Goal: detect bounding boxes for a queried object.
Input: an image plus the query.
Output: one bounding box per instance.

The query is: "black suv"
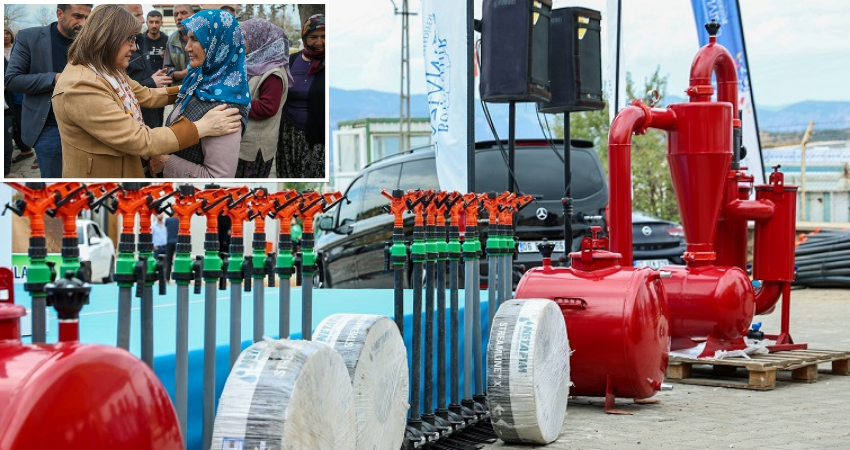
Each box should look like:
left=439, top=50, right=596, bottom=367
left=315, top=139, right=609, bottom=288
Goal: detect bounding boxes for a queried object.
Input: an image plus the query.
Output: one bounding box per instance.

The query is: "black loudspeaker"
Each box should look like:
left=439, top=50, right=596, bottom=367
left=539, top=7, right=604, bottom=113
left=480, top=0, right=553, bottom=103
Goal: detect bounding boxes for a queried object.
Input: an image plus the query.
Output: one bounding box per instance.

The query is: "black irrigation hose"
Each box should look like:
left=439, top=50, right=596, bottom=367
left=797, top=259, right=850, bottom=271
left=800, top=234, right=849, bottom=243
left=793, top=232, right=850, bottom=289
left=795, top=250, right=850, bottom=263
left=793, top=276, right=850, bottom=288
left=796, top=268, right=850, bottom=278
left=795, top=240, right=850, bottom=256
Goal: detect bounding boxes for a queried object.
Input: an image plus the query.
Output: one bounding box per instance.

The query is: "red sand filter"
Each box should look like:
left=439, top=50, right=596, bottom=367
left=0, top=267, right=184, bottom=450
left=515, top=228, right=670, bottom=412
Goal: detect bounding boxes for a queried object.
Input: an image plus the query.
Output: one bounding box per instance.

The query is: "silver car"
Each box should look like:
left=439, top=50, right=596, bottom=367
left=76, top=219, right=115, bottom=283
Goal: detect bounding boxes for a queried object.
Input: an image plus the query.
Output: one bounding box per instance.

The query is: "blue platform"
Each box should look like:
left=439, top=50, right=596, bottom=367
left=12, top=283, right=493, bottom=450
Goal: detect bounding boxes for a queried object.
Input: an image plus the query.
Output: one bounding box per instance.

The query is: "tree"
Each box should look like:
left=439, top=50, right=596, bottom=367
left=4, top=4, right=29, bottom=33
left=239, top=4, right=301, bottom=49
left=242, top=4, right=255, bottom=21
left=552, top=67, right=681, bottom=222
left=34, top=7, right=53, bottom=27
left=297, top=4, right=325, bottom=27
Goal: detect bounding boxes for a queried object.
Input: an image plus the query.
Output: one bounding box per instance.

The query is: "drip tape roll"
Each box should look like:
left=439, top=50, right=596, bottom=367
left=314, top=314, right=409, bottom=450
left=487, top=299, right=571, bottom=444
left=212, top=339, right=356, bottom=450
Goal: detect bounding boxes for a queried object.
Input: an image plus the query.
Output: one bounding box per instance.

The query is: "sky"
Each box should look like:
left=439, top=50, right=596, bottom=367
left=331, top=0, right=850, bottom=108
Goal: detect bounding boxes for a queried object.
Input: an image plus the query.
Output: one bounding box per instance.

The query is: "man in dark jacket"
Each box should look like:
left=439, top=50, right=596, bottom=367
left=124, top=4, right=172, bottom=128
left=4, top=4, right=92, bottom=178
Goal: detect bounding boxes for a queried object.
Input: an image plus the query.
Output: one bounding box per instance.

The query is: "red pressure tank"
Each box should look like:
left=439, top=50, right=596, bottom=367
left=514, top=228, right=670, bottom=403
left=0, top=268, right=184, bottom=450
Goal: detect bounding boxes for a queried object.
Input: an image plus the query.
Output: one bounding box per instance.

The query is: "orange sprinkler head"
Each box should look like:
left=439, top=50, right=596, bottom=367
left=462, top=192, right=483, bottom=228
left=196, top=185, right=233, bottom=233
left=299, top=191, right=345, bottom=233
left=426, top=191, right=449, bottom=227
left=248, top=188, right=277, bottom=233
left=406, top=189, right=432, bottom=227
left=446, top=192, right=465, bottom=227
left=170, top=184, right=206, bottom=235
left=432, top=191, right=454, bottom=227
left=382, top=189, right=409, bottom=229
left=45, top=183, right=91, bottom=238
left=269, top=190, right=301, bottom=234
left=5, top=183, right=62, bottom=238
left=223, top=187, right=253, bottom=238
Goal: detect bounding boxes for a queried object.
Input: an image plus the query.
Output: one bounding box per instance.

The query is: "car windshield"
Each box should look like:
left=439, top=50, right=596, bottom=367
left=77, top=226, right=84, bottom=245
left=474, top=147, right=604, bottom=200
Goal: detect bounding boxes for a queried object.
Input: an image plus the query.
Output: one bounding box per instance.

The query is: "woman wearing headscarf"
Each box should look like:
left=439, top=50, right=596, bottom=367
left=236, top=18, right=292, bottom=178
left=51, top=5, right=243, bottom=178
left=277, top=14, right=325, bottom=179
left=149, top=9, right=251, bottom=178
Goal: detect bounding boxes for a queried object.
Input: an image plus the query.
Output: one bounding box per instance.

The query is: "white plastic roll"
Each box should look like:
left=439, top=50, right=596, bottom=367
left=487, top=299, right=570, bottom=444
left=314, top=314, right=409, bottom=450
left=212, top=339, right=356, bottom=450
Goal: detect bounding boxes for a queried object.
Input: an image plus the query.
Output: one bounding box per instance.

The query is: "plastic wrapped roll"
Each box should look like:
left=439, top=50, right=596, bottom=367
left=487, top=299, right=570, bottom=444
left=314, top=314, right=409, bottom=450
left=212, top=339, right=355, bottom=450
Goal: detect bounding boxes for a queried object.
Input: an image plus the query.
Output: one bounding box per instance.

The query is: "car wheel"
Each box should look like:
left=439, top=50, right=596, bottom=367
left=102, top=257, right=115, bottom=283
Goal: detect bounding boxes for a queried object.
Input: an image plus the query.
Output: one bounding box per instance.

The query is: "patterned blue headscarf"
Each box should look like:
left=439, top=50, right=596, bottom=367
left=176, top=10, right=251, bottom=113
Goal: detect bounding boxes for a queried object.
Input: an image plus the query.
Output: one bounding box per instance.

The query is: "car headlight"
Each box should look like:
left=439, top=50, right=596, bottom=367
left=666, top=226, right=685, bottom=238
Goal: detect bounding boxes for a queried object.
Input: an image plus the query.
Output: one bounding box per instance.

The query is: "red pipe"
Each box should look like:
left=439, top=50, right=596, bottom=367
left=607, top=102, right=676, bottom=265
left=722, top=199, right=775, bottom=220
left=754, top=280, right=783, bottom=316
left=688, top=34, right=740, bottom=127
left=58, top=320, right=80, bottom=342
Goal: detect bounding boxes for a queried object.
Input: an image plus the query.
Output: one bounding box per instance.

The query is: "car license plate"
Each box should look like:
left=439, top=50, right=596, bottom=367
left=634, top=259, right=669, bottom=270
left=518, top=240, right=565, bottom=253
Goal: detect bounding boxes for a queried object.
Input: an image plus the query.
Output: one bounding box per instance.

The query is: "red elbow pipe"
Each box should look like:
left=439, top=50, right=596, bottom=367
left=722, top=199, right=775, bottom=221
left=753, top=280, right=783, bottom=315
left=607, top=102, right=676, bottom=265
left=688, top=36, right=740, bottom=126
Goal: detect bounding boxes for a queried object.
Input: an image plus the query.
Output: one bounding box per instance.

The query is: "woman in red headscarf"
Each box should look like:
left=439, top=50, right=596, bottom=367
left=276, top=14, right=324, bottom=179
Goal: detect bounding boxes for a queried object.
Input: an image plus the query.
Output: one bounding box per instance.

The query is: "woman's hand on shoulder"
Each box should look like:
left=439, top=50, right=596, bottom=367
left=194, top=105, right=242, bottom=138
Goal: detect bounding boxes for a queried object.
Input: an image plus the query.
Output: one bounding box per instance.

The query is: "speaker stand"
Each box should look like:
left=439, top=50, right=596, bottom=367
left=508, top=101, right=517, bottom=193
left=562, top=112, right=572, bottom=265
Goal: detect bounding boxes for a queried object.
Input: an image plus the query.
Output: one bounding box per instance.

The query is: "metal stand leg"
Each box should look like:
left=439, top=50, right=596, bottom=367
left=117, top=287, right=132, bottom=350
left=230, top=282, right=242, bottom=367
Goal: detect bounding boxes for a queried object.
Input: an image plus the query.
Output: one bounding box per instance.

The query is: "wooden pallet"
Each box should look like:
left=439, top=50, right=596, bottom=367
left=666, top=349, right=850, bottom=390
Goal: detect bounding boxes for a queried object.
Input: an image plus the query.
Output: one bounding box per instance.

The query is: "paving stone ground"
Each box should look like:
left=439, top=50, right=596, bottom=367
left=487, top=288, right=850, bottom=450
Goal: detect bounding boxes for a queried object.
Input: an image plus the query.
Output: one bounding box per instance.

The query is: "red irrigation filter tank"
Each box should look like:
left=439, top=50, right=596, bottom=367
left=514, top=227, right=670, bottom=413
left=0, top=267, right=184, bottom=450
left=603, top=20, right=760, bottom=358
left=600, top=20, right=798, bottom=356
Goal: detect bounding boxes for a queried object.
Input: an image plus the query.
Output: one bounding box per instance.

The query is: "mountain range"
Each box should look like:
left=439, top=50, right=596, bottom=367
left=329, top=88, right=850, bottom=148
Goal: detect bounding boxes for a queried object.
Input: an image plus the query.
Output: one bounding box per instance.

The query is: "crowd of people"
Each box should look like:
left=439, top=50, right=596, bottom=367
left=4, top=4, right=326, bottom=179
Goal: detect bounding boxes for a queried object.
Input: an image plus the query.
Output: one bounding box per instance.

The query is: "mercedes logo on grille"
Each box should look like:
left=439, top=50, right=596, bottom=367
left=536, top=207, right=548, bottom=221
left=642, top=226, right=652, bottom=236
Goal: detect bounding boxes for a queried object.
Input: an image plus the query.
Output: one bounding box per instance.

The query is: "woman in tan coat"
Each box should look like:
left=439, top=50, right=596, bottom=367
left=52, top=4, right=242, bottom=178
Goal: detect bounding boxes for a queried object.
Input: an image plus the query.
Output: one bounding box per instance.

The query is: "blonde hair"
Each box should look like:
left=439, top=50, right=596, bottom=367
left=68, top=4, right=142, bottom=77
